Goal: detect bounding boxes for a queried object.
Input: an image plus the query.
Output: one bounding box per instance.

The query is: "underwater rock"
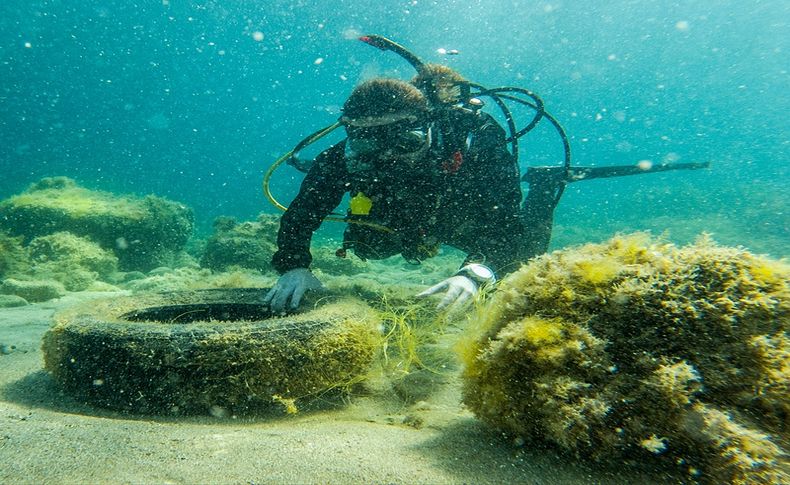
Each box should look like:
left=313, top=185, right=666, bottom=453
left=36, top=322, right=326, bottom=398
left=27, top=231, right=119, bottom=291
left=311, top=246, right=369, bottom=275
left=0, top=294, right=29, bottom=308
left=84, top=281, right=122, bottom=292
left=200, top=213, right=369, bottom=275
left=200, top=214, right=279, bottom=272
left=1, top=278, right=66, bottom=302
left=0, top=176, right=194, bottom=272
left=124, top=267, right=214, bottom=293
left=461, top=233, right=789, bottom=484
left=0, top=231, right=30, bottom=278
left=28, top=231, right=120, bottom=275
left=106, top=271, right=146, bottom=284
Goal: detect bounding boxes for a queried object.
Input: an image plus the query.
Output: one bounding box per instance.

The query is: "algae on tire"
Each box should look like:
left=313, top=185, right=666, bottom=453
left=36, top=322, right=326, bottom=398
left=42, top=288, right=383, bottom=415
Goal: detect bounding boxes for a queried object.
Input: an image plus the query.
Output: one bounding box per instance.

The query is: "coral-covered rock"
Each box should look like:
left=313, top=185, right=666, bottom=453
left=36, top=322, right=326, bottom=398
left=311, top=245, right=369, bottom=275
left=200, top=213, right=369, bottom=276
left=461, top=233, right=789, bottom=484
left=0, top=177, right=193, bottom=271
left=26, top=231, right=119, bottom=291
left=200, top=214, right=279, bottom=272
left=1, top=278, right=66, bottom=302
left=0, top=232, right=30, bottom=278
left=0, top=294, right=28, bottom=308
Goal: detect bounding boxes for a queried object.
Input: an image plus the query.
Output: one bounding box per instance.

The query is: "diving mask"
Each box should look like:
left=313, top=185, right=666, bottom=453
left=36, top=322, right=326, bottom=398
left=343, top=120, right=431, bottom=172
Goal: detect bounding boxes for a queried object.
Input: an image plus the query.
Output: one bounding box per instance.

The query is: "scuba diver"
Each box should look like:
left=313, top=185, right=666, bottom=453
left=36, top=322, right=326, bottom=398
left=263, top=35, right=708, bottom=313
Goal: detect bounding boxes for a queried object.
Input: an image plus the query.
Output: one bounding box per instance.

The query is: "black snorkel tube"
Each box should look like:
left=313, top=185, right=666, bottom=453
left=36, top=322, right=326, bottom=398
left=359, top=34, right=425, bottom=71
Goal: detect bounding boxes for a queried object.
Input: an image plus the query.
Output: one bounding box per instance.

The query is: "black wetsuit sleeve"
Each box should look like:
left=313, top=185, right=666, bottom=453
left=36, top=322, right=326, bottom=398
left=271, top=145, right=347, bottom=274
left=460, top=118, right=527, bottom=275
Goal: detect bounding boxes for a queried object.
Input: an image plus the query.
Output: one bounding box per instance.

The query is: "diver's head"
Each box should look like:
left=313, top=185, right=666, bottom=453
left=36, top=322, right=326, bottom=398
left=412, top=63, right=467, bottom=105
left=340, top=78, right=432, bottom=172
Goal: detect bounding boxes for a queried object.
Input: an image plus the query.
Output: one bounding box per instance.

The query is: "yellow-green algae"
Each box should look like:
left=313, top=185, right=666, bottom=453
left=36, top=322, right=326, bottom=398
left=0, top=176, right=193, bottom=271
left=0, top=231, right=29, bottom=278
left=27, top=231, right=118, bottom=291
left=43, top=289, right=384, bottom=415
left=200, top=213, right=369, bottom=276
left=461, top=233, right=789, bottom=484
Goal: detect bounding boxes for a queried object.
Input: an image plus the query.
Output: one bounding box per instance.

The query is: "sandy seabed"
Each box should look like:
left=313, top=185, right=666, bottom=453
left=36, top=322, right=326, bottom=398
left=0, top=291, right=682, bottom=484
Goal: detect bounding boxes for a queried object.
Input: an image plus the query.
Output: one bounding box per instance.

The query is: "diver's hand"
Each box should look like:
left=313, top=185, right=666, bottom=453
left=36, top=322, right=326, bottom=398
left=416, top=275, right=478, bottom=311
left=263, top=268, right=322, bottom=313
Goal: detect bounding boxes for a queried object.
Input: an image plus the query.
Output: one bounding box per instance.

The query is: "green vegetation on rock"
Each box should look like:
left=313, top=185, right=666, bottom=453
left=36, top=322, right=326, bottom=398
left=200, top=214, right=279, bottom=272
left=0, top=177, right=194, bottom=271
left=27, top=231, right=119, bottom=291
left=460, top=233, right=789, bottom=484
left=0, top=278, right=66, bottom=302
left=0, top=231, right=30, bottom=278
left=200, top=213, right=368, bottom=275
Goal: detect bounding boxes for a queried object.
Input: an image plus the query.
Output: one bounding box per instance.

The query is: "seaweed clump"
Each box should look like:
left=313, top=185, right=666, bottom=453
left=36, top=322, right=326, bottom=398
left=460, top=233, right=789, bottom=484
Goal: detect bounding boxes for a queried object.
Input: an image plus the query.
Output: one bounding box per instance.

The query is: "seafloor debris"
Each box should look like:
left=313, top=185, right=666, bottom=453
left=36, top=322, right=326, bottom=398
left=460, top=233, right=789, bottom=484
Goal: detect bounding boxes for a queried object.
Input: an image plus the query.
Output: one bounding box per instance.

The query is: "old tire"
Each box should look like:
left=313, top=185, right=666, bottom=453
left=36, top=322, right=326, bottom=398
left=42, top=288, right=382, bottom=415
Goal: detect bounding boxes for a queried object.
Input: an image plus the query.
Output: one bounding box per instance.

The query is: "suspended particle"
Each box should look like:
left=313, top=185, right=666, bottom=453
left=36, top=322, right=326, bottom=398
left=637, top=160, right=654, bottom=171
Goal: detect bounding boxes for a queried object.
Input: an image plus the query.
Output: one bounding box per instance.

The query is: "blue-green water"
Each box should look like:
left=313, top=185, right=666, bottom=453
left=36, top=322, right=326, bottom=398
left=1, top=1, right=787, bottom=255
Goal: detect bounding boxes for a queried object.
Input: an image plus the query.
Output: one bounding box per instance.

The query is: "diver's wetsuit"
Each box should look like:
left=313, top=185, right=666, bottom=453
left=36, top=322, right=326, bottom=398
left=272, top=112, right=531, bottom=276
